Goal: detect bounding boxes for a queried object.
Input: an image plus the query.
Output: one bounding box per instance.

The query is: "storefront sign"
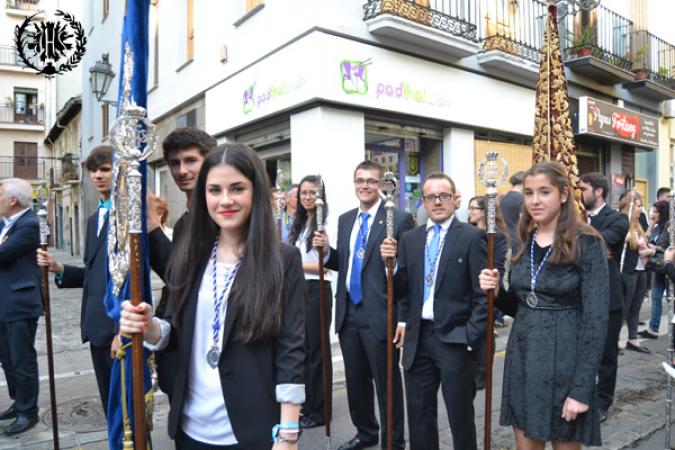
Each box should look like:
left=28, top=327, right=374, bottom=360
left=578, top=97, right=658, bottom=148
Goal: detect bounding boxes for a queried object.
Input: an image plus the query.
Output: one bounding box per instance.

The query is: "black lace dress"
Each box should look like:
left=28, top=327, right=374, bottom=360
left=496, top=233, right=609, bottom=446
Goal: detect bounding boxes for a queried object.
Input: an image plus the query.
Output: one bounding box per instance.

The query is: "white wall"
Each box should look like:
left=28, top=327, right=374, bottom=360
left=443, top=127, right=475, bottom=222
left=290, top=106, right=365, bottom=245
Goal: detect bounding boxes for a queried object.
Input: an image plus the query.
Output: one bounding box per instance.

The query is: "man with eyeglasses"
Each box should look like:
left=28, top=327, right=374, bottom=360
left=380, top=171, right=487, bottom=450
left=313, top=160, right=413, bottom=450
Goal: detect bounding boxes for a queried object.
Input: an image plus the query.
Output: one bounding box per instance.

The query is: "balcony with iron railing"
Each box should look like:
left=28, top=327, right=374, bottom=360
left=623, top=30, right=675, bottom=100
left=361, top=0, right=675, bottom=96
left=561, top=4, right=635, bottom=84
left=0, top=46, right=20, bottom=66
left=476, top=0, right=547, bottom=81
left=0, top=104, right=44, bottom=126
left=0, top=156, right=47, bottom=181
left=362, top=0, right=481, bottom=58
left=6, top=0, right=40, bottom=11
left=51, top=153, right=81, bottom=186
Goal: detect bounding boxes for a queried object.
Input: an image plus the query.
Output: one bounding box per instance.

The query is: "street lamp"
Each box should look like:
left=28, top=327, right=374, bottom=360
left=89, top=53, right=116, bottom=105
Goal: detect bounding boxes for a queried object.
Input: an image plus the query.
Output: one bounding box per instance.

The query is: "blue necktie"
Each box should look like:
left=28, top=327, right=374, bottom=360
left=349, top=212, right=370, bottom=304
left=423, top=224, right=442, bottom=303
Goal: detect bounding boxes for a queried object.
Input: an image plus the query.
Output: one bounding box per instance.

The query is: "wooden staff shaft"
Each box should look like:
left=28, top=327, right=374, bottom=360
left=386, top=256, right=395, bottom=450
left=317, top=247, right=332, bottom=441
left=40, top=244, right=59, bottom=450
left=277, top=218, right=282, bottom=242
left=484, top=232, right=495, bottom=450
left=129, top=234, right=146, bottom=450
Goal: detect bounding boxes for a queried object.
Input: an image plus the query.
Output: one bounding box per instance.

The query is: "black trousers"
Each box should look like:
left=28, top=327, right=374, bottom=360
left=597, top=308, right=623, bottom=412
left=0, top=318, right=39, bottom=417
left=301, top=280, right=333, bottom=423
left=405, top=321, right=478, bottom=450
left=339, top=299, right=405, bottom=449
left=622, top=271, right=647, bottom=340
left=90, top=344, right=114, bottom=417
left=175, top=429, right=243, bottom=449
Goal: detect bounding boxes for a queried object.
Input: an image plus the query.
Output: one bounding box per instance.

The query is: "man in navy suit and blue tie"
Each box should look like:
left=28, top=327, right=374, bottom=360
left=381, top=172, right=487, bottom=450
left=0, top=178, right=43, bottom=436
left=38, top=145, right=119, bottom=418
left=313, top=160, right=414, bottom=450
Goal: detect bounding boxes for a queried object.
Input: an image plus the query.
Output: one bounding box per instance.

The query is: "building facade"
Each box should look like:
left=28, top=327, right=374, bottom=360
left=0, top=1, right=50, bottom=189
left=79, top=0, right=675, bottom=233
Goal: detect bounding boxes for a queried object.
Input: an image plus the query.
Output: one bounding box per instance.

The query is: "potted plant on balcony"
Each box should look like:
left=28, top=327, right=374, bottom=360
left=631, top=45, right=648, bottom=80
left=572, top=25, right=594, bottom=57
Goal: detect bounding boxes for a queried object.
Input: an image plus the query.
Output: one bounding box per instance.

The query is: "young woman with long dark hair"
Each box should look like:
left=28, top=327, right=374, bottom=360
left=479, top=161, right=609, bottom=449
left=119, top=144, right=306, bottom=450
left=287, top=175, right=333, bottom=429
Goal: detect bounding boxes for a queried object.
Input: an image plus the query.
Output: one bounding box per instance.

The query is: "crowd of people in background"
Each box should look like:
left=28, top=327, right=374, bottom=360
left=1, top=125, right=674, bottom=450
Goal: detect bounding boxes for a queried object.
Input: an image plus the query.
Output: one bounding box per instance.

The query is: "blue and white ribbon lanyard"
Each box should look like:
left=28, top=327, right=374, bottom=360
left=527, top=229, right=553, bottom=308
left=206, top=240, right=242, bottom=369
left=425, top=225, right=446, bottom=287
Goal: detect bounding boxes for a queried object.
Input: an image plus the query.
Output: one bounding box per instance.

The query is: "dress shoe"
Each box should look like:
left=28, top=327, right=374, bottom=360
left=0, top=404, right=17, bottom=421
left=626, top=341, right=651, bottom=354
left=638, top=329, right=658, bottom=339
left=337, top=435, right=378, bottom=450
left=4, top=415, right=38, bottom=436
left=598, top=410, right=608, bottom=423
left=300, top=416, right=324, bottom=429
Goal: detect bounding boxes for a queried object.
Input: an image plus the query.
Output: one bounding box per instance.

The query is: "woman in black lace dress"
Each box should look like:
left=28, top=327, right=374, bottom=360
left=479, top=161, right=609, bottom=449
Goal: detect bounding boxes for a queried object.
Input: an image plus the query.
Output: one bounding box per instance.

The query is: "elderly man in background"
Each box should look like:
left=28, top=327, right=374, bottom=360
left=0, top=178, right=43, bottom=436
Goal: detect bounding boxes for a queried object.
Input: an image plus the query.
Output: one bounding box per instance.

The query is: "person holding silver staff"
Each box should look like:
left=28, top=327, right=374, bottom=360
left=119, top=144, right=306, bottom=449
left=312, top=160, right=413, bottom=450
left=479, top=161, right=609, bottom=449
left=288, top=175, right=333, bottom=430
left=380, top=172, right=487, bottom=450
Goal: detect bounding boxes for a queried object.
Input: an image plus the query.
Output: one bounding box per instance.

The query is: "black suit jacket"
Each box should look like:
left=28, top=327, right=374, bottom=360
left=165, top=244, right=306, bottom=448
left=148, top=211, right=188, bottom=395
left=325, top=203, right=414, bottom=341
left=394, top=220, right=488, bottom=370
left=0, top=210, right=43, bottom=321
left=57, top=212, right=118, bottom=347
left=590, top=204, right=629, bottom=311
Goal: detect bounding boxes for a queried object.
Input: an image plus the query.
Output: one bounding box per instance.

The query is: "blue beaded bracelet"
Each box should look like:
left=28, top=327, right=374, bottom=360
left=272, top=422, right=300, bottom=440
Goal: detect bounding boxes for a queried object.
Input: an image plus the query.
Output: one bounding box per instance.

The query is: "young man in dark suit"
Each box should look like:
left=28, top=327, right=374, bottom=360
left=579, top=172, right=629, bottom=423
left=37, top=145, right=118, bottom=417
left=380, top=172, right=487, bottom=450
left=146, top=127, right=216, bottom=396
left=0, top=178, right=43, bottom=436
left=313, top=160, right=414, bottom=450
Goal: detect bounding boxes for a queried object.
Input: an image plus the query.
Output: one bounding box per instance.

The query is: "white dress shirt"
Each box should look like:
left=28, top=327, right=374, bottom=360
left=295, top=225, right=332, bottom=281
left=421, top=215, right=453, bottom=321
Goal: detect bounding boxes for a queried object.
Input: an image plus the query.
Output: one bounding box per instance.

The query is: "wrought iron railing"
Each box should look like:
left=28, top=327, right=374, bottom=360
left=561, top=3, right=633, bottom=70
left=7, top=0, right=40, bottom=11
left=0, top=46, right=19, bottom=65
left=0, top=104, right=44, bottom=125
left=362, top=0, right=660, bottom=76
left=0, top=156, right=47, bottom=181
left=363, top=0, right=479, bottom=42
left=631, top=30, right=675, bottom=90
left=479, top=0, right=548, bottom=64
left=52, top=154, right=81, bottom=185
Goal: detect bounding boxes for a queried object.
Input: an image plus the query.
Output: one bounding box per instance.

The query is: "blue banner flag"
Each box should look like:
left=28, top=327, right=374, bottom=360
left=104, top=1, right=153, bottom=449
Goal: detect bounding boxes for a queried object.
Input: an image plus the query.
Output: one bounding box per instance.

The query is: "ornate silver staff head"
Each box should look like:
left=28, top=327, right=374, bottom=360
left=378, top=171, right=399, bottom=240
left=35, top=180, right=49, bottom=246
left=108, top=43, right=157, bottom=296
left=275, top=169, right=285, bottom=220
left=478, top=152, right=509, bottom=234
left=315, top=174, right=325, bottom=233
